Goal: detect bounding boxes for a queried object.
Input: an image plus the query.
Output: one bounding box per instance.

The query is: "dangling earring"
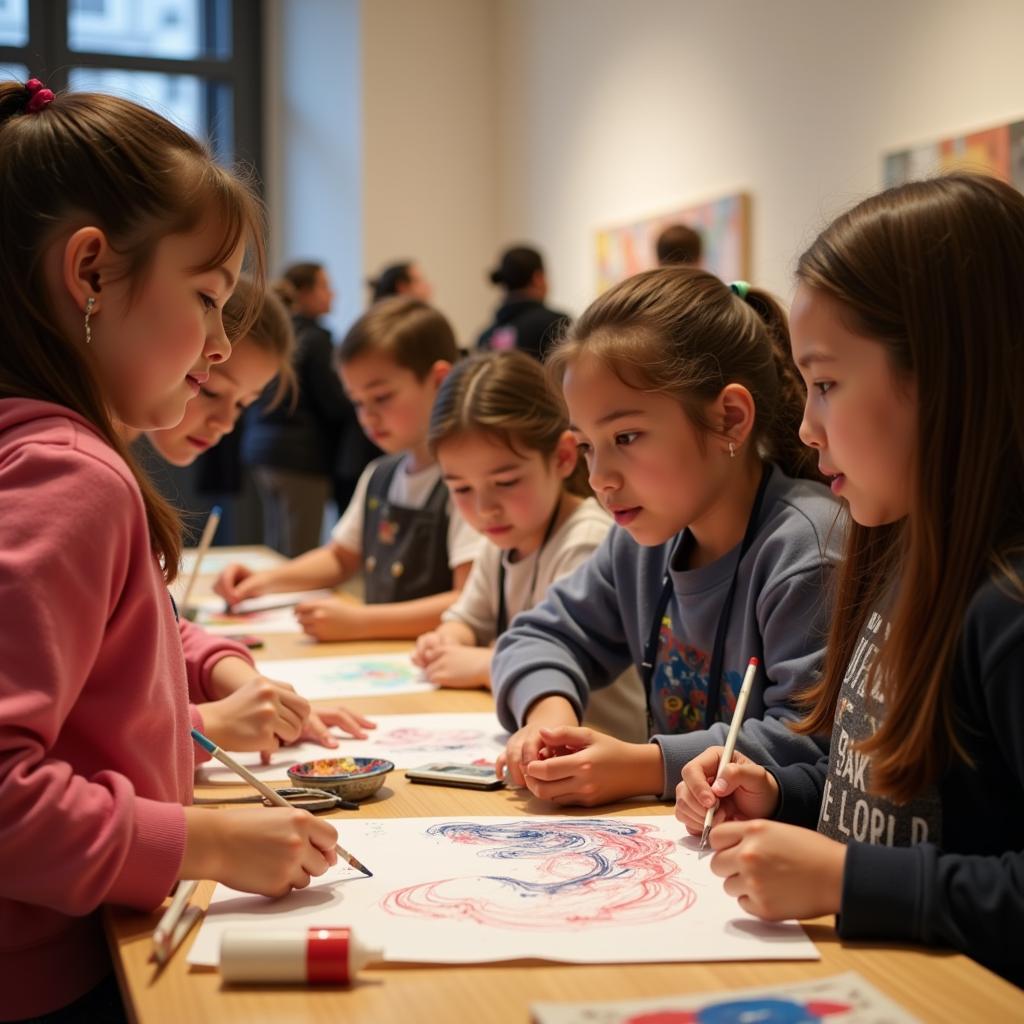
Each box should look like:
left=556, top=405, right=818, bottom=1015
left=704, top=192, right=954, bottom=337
left=729, top=441, right=736, bottom=459
left=84, top=296, right=95, bottom=346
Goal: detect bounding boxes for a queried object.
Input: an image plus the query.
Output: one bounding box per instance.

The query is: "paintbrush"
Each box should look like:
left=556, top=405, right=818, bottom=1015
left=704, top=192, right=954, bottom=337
left=190, top=728, right=372, bottom=877
left=700, top=656, right=759, bottom=851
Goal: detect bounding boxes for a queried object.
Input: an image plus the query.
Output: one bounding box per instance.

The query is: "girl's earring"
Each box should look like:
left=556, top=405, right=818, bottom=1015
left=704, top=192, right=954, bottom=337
left=728, top=441, right=736, bottom=459
left=84, top=296, right=95, bottom=346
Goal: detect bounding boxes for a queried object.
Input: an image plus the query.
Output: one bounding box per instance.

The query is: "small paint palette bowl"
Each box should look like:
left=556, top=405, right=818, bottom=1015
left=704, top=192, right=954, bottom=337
left=287, top=757, right=394, bottom=802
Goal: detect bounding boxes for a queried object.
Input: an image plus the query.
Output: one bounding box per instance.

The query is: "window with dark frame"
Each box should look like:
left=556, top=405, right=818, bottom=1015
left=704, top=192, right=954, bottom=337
left=0, top=0, right=262, bottom=179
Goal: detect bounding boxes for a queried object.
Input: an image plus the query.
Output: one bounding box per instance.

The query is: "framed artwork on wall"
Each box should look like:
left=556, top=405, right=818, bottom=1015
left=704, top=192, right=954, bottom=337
left=595, top=192, right=750, bottom=293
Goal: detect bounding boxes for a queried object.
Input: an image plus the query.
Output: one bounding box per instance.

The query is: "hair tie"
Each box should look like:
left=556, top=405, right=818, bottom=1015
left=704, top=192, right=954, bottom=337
left=729, top=280, right=751, bottom=300
left=25, top=78, right=55, bottom=114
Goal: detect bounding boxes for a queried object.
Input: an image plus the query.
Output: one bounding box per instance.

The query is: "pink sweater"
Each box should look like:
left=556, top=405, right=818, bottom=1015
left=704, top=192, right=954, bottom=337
left=0, top=399, right=252, bottom=1019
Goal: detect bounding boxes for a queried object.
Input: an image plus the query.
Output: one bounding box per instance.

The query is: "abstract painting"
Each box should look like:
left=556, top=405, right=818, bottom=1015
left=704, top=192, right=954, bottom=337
left=595, top=193, right=750, bottom=292
left=188, top=816, right=818, bottom=967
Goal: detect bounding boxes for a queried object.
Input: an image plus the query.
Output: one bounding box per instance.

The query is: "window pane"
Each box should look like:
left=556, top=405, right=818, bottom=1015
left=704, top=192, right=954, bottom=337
left=0, top=63, right=29, bottom=83
left=0, top=0, right=28, bottom=46
left=68, top=67, right=233, bottom=163
left=68, top=0, right=232, bottom=60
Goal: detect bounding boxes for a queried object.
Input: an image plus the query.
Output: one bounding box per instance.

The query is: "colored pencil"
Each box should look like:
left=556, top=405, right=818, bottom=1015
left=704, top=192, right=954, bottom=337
left=190, top=728, right=372, bottom=877
left=151, top=878, right=200, bottom=966
left=179, top=505, right=222, bottom=614
left=700, top=656, right=759, bottom=851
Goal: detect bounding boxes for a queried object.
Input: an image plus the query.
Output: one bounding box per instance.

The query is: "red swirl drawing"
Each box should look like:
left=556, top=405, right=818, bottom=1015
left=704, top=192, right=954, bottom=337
left=382, top=819, right=696, bottom=929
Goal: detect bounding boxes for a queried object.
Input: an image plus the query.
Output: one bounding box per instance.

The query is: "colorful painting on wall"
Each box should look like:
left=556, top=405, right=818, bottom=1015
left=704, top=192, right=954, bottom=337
left=595, top=192, right=750, bottom=292
left=883, top=119, right=1024, bottom=191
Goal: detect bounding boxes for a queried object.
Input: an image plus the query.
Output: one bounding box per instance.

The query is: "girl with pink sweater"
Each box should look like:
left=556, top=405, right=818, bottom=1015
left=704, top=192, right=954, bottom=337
left=0, top=80, right=339, bottom=1021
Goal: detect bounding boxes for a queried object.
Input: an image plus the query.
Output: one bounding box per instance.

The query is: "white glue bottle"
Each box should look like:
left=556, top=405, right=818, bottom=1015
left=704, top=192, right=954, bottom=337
left=220, top=927, right=382, bottom=985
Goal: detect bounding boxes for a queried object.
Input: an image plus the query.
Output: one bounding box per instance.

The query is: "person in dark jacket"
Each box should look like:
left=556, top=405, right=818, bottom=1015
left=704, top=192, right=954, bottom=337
left=476, top=245, right=570, bottom=361
left=242, top=261, right=358, bottom=555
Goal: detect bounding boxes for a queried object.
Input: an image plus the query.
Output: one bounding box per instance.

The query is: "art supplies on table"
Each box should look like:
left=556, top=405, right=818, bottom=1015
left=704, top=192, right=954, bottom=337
left=220, top=927, right=382, bottom=985
left=188, top=589, right=334, bottom=635
left=191, top=729, right=372, bottom=877
left=196, top=712, right=507, bottom=784
left=406, top=762, right=504, bottom=790
left=530, top=970, right=920, bottom=1023
left=180, top=548, right=283, bottom=578
left=187, top=815, right=818, bottom=968
left=178, top=505, right=221, bottom=617
left=701, top=655, right=759, bottom=849
left=252, top=653, right=434, bottom=700
left=151, top=879, right=201, bottom=967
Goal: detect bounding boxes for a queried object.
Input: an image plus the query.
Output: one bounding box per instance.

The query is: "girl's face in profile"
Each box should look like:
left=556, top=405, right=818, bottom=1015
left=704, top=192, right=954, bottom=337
left=791, top=283, right=918, bottom=526
left=147, top=338, right=280, bottom=466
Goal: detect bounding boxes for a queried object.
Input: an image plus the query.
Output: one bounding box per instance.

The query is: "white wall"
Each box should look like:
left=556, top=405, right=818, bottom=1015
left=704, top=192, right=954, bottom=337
left=361, top=0, right=499, bottom=345
left=263, top=0, right=363, bottom=336
left=494, top=0, right=1024, bottom=315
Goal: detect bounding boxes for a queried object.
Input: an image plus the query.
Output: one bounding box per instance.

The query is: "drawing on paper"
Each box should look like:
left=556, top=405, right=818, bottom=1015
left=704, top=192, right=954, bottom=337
left=373, top=727, right=491, bottom=752
left=530, top=970, right=916, bottom=1024
left=382, top=819, right=695, bottom=930
left=307, top=659, right=424, bottom=689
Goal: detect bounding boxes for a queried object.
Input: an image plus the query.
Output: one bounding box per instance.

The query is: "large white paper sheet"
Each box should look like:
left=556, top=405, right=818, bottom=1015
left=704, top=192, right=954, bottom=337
left=531, top=971, right=919, bottom=1024
left=187, top=816, right=819, bottom=967
left=254, top=653, right=434, bottom=700
left=197, top=712, right=508, bottom=783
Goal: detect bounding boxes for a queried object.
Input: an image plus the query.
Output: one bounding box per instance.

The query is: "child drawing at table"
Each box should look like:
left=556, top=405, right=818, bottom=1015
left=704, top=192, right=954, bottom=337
left=675, top=173, right=1024, bottom=987
left=413, top=350, right=647, bottom=740
left=215, top=297, right=482, bottom=641
left=141, top=277, right=375, bottom=757
left=0, top=79, right=339, bottom=1020
left=491, top=266, right=842, bottom=807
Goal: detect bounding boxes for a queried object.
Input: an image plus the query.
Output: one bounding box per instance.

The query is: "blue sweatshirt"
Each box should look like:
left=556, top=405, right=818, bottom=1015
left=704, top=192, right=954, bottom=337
left=492, top=464, right=842, bottom=798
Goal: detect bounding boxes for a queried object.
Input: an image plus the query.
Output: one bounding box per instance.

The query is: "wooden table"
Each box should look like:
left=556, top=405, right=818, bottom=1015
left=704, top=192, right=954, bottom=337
left=106, top=548, right=1024, bottom=1023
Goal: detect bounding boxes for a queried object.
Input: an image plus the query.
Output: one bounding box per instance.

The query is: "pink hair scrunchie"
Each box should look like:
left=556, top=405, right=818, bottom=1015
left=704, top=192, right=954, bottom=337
left=25, top=78, right=55, bottom=114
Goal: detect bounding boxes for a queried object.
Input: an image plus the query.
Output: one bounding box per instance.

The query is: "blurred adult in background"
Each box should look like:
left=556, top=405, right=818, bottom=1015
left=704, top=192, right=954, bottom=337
left=242, top=261, right=348, bottom=556
left=656, top=223, right=703, bottom=266
left=476, top=245, right=570, bottom=361
left=368, top=260, right=434, bottom=303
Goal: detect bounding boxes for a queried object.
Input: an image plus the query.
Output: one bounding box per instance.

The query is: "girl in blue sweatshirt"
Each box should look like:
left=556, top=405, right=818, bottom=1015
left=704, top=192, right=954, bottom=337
left=492, top=268, right=842, bottom=805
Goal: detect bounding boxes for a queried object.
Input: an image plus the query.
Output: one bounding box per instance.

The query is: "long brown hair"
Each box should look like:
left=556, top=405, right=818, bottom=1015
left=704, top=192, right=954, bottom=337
left=792, top=173, right=1024, bottom=802
left=546, top=266, right=818, bottom=482
left=429, top=350, right=591, bottom=497
left=0, top=81, right=266, bottom=582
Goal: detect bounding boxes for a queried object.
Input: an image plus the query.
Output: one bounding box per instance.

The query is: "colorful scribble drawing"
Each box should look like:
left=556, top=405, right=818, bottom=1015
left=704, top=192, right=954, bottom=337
left=308, top=660, right=422, bottom=690
left=382, top=819, right=695, bottom=929
left=373, top=727, right=490, bottom=752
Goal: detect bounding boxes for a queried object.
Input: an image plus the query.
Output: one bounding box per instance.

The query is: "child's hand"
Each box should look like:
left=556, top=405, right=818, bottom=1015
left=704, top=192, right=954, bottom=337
left=182, top=806, right=338, bottom=899
left=214, top=564, right=270, bottom=608
left=199, top=676, right=309, bottom=757
left=495, top=696, right=578, bottom=787
left=520, top=725, right=663, bottom=806
left=301, top=705, right=377, bottom=745
left=674, top=746, right=780, bottom=834
left=294, top=598, right=365, bottom=641
left=422, top=646, right=492, bottom=689
left=412, top=629, right=446, bottom=668
left=709, top=820, right=846, bottom=921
